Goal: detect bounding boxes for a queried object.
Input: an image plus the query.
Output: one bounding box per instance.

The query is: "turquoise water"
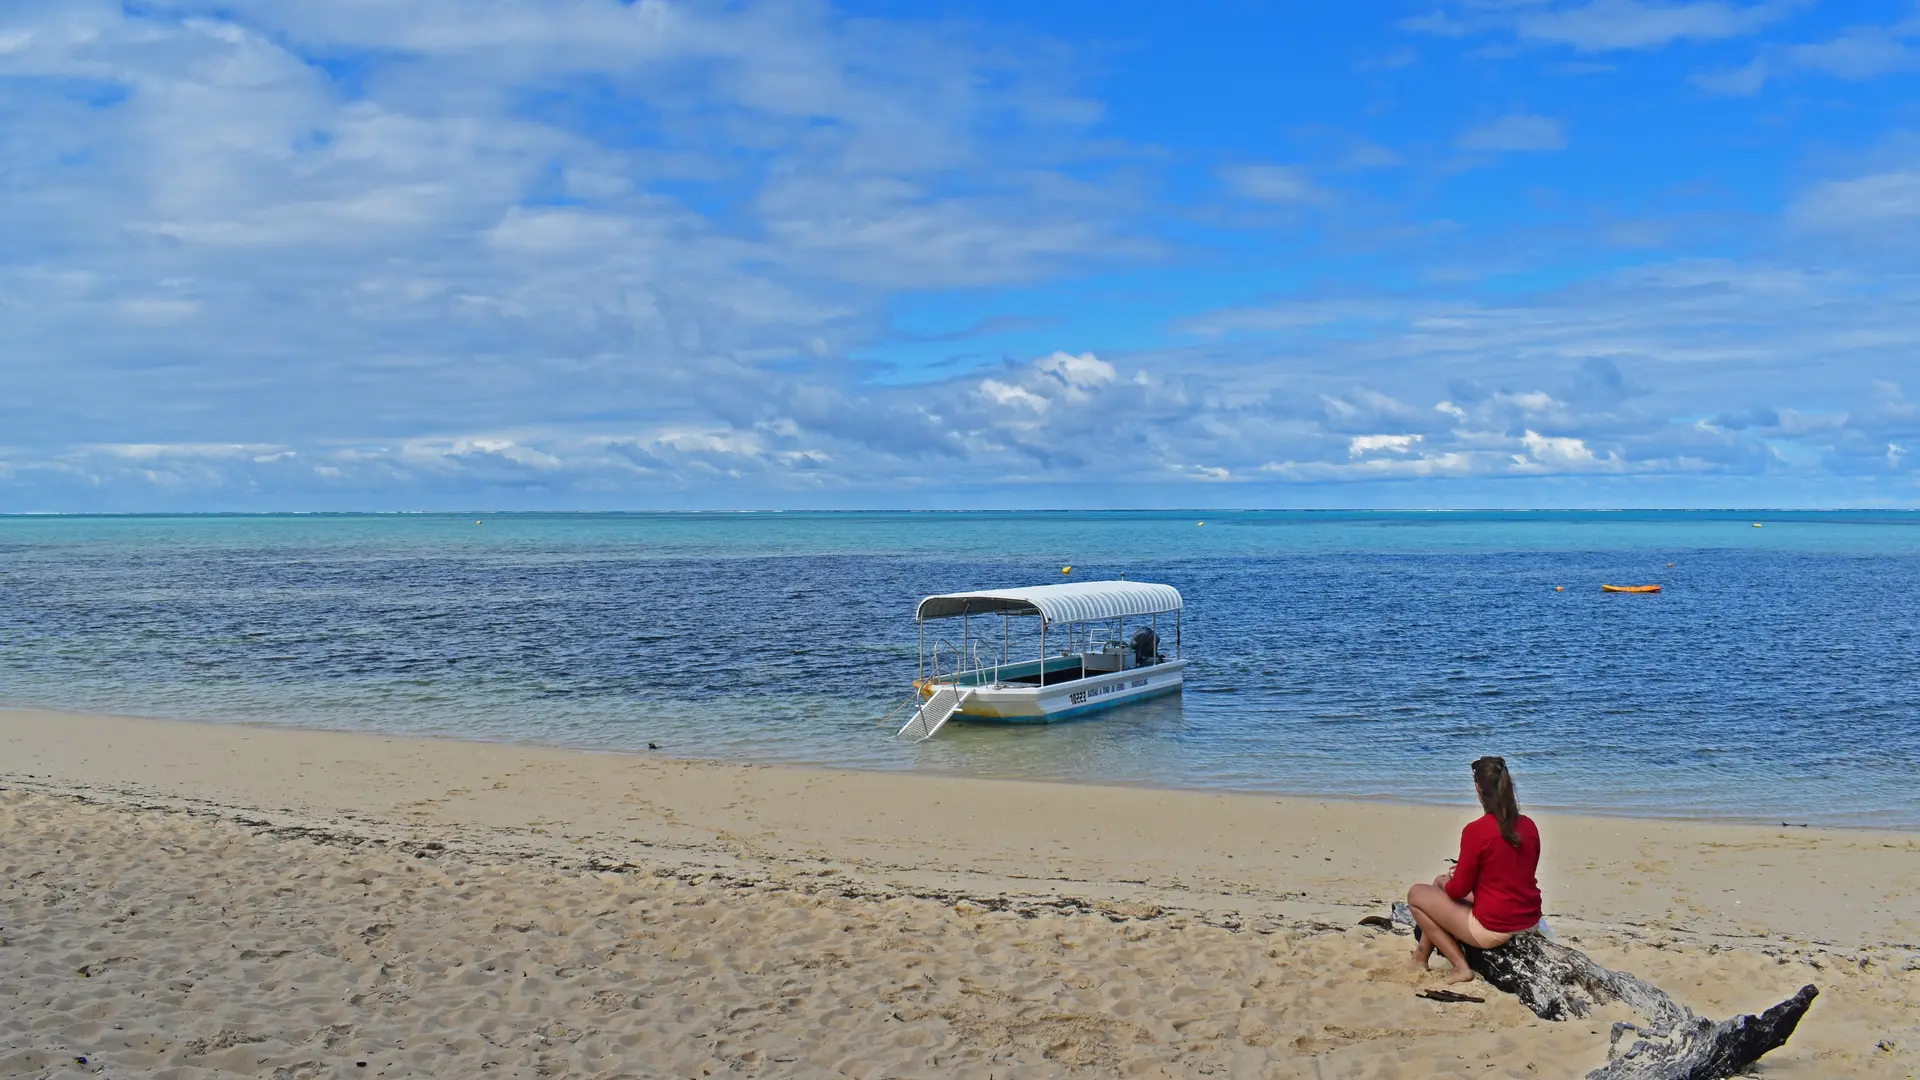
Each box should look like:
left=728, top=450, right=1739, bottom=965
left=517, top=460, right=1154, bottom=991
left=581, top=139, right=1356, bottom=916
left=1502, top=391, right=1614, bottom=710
left=3, top=510, right=1917, bottom=826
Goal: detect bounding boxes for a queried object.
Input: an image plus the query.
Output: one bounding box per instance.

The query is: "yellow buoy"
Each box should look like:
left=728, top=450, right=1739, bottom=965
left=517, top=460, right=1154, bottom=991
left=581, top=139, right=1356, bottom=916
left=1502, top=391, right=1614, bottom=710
left=1061, top=565, right=1072, bottom=575
left=476, top=520, right=483, bottom=525
left=1752, top=523, right=1762, bottom=528
left=1197, top=521, right=1205, bottom=527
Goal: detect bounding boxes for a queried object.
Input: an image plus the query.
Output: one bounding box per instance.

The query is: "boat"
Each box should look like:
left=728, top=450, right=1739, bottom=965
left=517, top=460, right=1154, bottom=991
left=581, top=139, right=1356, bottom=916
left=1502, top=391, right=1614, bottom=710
left=1601, top=584, right=1662, bottom=593
left=895, top=580, right=1186, bottom=742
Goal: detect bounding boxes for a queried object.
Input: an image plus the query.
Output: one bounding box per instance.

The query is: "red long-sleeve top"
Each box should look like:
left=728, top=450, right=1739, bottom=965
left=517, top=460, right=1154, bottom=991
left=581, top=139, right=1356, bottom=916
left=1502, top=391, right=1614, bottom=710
left=1445, top=813, right=1543, bottom=933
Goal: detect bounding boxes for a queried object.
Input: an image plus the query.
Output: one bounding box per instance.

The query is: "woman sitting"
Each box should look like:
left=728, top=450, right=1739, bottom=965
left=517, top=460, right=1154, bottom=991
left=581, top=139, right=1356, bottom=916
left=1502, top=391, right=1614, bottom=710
left=1406, top=755, right=1543, bottom=983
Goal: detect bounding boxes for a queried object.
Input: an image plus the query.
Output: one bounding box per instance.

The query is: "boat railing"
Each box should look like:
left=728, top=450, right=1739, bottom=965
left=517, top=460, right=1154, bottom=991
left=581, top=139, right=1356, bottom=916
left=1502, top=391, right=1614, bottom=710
left=878, top=694, right=923, bottom=729
left=927, top=638, right=959, bottom=685
left=927, top=638, right=1004, bottom=687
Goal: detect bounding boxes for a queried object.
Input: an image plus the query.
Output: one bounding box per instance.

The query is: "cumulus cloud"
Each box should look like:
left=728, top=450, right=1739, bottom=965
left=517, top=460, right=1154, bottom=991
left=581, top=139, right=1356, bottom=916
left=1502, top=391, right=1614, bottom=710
left=1512, top=430, right=1615, bottom=471
left=0, top=0, right=1142, bottom=475
left=1349, top=434, right=1422, bottom=457
left=1139, top=259, right=1920, bottom=491
left=2, top=2, right=1916, bottom=509
left=3, top=290, right=1913, bottom=506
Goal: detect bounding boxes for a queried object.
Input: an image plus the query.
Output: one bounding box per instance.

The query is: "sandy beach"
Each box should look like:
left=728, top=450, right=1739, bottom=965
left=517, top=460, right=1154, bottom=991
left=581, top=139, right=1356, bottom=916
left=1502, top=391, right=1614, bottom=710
left=2, top=709, right=1916, bottom=1078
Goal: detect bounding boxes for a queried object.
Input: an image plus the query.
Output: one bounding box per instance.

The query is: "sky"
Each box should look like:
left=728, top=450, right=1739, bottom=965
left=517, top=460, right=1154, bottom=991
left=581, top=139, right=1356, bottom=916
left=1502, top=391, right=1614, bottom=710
left=3, top=0, right=1919, bottom=511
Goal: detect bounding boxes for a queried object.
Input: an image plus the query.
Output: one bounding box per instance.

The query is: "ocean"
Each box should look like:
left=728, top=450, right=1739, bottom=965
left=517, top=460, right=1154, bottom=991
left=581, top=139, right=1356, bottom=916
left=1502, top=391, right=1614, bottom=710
left=2, top=510, right=1916, bottom=827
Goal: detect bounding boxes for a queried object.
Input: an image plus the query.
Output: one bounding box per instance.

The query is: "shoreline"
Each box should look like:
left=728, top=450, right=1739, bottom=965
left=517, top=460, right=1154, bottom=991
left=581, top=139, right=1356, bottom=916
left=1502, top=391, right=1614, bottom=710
left=4, top=706, right=1917, bottom=945
left=4, top=707, right=1917, bottom=1077
left=5, top=703, right=1911, bottom=834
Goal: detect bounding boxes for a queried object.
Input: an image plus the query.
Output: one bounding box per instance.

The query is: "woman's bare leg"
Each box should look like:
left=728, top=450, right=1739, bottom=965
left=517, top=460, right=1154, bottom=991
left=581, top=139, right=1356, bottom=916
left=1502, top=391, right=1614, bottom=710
left=1406, top=883, right=1479, bottom=983
left=1408, top=916, right=1435, bottom=970
left=1407, top=873, right=1457, bottom=970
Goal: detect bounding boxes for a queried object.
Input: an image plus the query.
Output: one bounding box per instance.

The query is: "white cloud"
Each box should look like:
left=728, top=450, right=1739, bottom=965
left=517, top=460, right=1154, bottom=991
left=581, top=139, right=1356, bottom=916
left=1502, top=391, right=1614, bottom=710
left=2, top=3, right=1916, bottom=509
left=978, top=379, right=1051, bottom=413
left=91, top=442, right=289, bottom=461
left=1692, top=58, right=1772, bottom=95
left=118, top=298, right=202, bottom=323
left=1175, top=299, right=1407, bottom=337
left=1349, top=434, right=1422, bottom=456
left=1697, top=26, right=1919, bottom=95
left=1516, top=0, right=1799, bottom=52
left=0, top=0, right=1151, bottom=500
left=1497, top=391, right=1563, bottom=413
left=1035, top=351, right=1116, bottom=395
left=407, top=438, right=566, bottom=471
left=1399, top=11, right=1474, bottom=39
left=1513, top=429, right=1610, bottom=470
left=1789, top=27, right=1919, bottom=79
left=1342, top=139, right=1405, bottom=169
left=1261, top=451, right=1479, bottom=480
left=1456, top=114, right=1567, bottom=152
left=1793, top=171, right=1920, bottom=231
left=1219, top=164, right=1324, bottom=203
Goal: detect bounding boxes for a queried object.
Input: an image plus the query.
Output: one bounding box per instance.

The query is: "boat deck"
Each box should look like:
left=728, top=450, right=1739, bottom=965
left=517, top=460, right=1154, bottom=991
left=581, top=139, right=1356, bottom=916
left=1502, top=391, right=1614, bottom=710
left=926, top=652, right=1174, bottom=693
left=1000, top=665, right=1087, bottom=686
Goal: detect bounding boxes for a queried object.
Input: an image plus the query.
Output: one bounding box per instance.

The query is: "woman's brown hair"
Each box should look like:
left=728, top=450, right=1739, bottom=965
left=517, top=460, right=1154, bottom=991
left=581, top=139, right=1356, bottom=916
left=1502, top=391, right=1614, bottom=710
left=1472, top=756, right=1523, bottom=849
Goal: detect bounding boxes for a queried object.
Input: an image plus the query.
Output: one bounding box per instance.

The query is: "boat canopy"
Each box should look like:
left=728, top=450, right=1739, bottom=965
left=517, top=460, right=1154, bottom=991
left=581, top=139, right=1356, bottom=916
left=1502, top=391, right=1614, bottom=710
left=916, top=580, right=1182, bottom=626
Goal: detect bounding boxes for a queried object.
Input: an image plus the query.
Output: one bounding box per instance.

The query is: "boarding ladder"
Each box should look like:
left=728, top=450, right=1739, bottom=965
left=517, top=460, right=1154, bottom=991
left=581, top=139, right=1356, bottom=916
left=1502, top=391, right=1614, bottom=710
left=896, top=685, right=971, bottom=743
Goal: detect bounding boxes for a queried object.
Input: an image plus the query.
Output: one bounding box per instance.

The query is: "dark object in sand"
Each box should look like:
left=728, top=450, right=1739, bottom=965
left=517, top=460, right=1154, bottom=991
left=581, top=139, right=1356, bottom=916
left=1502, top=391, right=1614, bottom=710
left=1418, top=988, right=1486, bottom=1003
left=1357, top=915, right=1397, bottom=931
left=1391, top=903, right=1816, bottom=1080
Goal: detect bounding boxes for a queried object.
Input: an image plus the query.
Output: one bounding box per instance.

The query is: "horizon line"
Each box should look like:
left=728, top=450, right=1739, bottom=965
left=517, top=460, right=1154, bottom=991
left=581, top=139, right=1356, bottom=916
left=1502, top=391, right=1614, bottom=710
left=4, top=507, right=1918, bottom=517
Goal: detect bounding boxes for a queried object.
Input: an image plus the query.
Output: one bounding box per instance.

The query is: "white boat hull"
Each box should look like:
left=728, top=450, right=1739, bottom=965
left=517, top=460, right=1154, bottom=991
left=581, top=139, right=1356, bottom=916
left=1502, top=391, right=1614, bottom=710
left=930, top=659, right=1186, bottom=723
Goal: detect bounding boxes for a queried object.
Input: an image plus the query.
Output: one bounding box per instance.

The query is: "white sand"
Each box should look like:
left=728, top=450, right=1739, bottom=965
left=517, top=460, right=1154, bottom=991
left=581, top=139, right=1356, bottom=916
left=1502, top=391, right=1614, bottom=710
left=3, top=708, right=1917, bottom=1078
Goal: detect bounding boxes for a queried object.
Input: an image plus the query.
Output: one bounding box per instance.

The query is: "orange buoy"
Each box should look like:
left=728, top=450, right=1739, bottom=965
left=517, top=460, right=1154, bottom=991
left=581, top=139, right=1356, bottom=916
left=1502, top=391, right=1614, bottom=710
left=1601, top=584, right=1662, bottom=593
left=1554, top=586, right=1564, bottom=592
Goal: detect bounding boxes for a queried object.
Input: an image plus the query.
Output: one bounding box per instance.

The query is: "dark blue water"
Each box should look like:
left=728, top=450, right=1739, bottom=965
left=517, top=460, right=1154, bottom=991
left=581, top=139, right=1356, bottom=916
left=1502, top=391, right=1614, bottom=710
left=2, top=511, right=1916, bottom=826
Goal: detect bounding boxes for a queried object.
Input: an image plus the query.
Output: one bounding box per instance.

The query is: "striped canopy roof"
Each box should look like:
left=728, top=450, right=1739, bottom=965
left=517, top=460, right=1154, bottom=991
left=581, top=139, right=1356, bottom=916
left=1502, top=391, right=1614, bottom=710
left=916, top=580, right=1182, bottom=626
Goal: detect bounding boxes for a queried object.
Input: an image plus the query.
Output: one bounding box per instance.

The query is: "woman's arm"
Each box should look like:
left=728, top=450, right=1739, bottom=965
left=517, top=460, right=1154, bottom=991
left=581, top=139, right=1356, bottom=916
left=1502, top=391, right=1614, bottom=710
left=1444, top=827, right=1481, bottom=902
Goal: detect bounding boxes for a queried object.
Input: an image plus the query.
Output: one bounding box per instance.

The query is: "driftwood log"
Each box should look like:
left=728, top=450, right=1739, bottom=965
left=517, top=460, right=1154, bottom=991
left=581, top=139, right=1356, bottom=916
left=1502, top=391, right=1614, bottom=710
left=1389, top=902, right=1816, bottom=1080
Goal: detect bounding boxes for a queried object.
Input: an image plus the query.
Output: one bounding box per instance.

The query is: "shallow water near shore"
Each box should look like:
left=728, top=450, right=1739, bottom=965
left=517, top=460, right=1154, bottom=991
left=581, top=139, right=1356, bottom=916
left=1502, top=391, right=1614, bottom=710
left=3, top=510, right=1917, bottom=826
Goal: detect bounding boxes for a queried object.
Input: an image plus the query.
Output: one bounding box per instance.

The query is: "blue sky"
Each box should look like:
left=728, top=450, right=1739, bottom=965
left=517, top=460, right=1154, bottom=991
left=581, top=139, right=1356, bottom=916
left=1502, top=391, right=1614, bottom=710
left=3, top=0, right=1918, bottom=510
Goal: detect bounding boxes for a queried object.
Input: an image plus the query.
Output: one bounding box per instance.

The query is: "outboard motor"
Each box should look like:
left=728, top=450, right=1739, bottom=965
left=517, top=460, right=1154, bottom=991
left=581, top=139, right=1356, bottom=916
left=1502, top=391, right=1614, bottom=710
left=1130, top=626, right=1159, bottom=668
